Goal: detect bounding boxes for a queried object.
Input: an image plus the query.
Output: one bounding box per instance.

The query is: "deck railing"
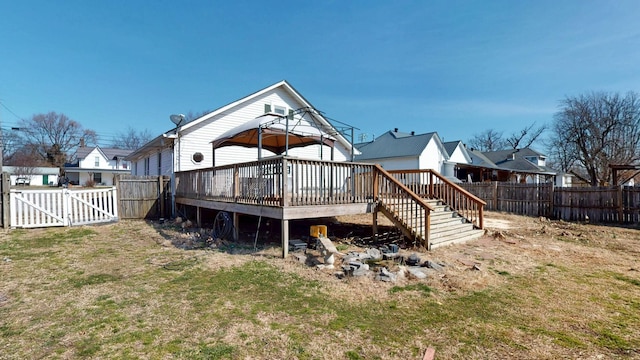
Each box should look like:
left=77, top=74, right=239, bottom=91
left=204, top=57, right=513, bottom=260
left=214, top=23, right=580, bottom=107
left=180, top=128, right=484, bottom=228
left=175, top=156, right=378, bottom=207
left=373, top=165, right=434, bottom=246
left=388, top=169, right=485, bottom=228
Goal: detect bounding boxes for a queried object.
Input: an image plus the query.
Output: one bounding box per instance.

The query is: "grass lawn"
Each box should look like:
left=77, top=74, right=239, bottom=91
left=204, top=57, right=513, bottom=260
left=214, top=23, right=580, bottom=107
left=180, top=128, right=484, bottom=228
left=0, top=212, right=639, bottom=359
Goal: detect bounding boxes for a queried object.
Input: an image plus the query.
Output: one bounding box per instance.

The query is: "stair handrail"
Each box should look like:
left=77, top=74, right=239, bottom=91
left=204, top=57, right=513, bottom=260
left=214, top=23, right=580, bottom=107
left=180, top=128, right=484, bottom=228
left=374, top=165, right=434, bottom=247
left=388, top=169, right=486, bottom=229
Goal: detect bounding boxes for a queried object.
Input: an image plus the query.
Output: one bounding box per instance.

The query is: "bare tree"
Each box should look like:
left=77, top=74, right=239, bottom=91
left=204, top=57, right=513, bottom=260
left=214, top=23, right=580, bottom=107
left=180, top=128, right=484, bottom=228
left=550, top=91, right=640, bottom=186
left=17, top=112, right=97, bottom=167
left=2, top=129, right=23, bottom=164
left=505, top=122, right=547, bottom=149
left=111, top=126, right=153, bottom=150
left=467, top=129, right=505, bottom=152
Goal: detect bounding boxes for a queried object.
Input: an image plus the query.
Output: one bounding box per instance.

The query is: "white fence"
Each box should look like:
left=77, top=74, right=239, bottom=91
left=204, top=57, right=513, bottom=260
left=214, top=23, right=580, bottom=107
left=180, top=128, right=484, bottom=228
left=10, top=187, right=118, bottom=228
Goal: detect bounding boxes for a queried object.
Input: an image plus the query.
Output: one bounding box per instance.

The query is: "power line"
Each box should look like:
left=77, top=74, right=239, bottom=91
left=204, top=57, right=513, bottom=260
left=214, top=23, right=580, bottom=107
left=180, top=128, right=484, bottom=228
left=0, top=100, right=26, bottom=121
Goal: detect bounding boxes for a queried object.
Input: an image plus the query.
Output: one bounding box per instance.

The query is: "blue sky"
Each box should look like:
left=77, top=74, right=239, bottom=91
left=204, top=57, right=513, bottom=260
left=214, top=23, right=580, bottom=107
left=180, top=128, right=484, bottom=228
left=1, top=1, right=639, bottom=148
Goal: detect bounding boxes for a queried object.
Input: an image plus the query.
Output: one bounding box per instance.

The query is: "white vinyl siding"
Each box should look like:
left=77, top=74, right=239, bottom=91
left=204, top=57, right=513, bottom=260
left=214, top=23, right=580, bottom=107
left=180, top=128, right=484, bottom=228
left=419, top=139, right=447, bottom=173
left=175, top=88, right=351, bottom=172
left=374, top=156, right=419, bottom=171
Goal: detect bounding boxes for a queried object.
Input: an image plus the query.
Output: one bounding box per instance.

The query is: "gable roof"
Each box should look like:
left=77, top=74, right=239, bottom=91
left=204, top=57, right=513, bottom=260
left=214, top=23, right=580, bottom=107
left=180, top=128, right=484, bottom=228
left=443, top=140, right=473, bottom=164
left=482, top=147, right=546, bottom=163
left=127, top=80, right=356, bottom=160
left=468, top=149, right=500, bottom=169
left=481, top=147, right=555, bottom=174
left=356, top=130, right=445, bottom=160
left=183, top=80, right=352, bottom=148
left=75, top=146, right=133, bottom=161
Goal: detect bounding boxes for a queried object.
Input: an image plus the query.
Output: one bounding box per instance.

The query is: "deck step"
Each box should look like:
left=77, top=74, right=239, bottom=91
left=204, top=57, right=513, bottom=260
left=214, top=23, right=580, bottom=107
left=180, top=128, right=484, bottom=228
left=430, top=228, right=485, bottom=249
left=379, top=197, right=483, bottom=249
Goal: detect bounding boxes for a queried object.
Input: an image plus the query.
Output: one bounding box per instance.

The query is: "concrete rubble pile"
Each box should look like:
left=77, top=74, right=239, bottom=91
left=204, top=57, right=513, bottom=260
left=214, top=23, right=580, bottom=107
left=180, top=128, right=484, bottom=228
left=291, top=237, right=447, bottom=282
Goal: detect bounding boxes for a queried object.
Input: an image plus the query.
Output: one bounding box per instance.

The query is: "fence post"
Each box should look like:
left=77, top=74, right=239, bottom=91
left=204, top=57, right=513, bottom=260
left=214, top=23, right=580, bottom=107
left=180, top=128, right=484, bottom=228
left=114, top=175, right=122, bottom=219
left=111, top=186, right=119, bottom=220
left=493, top=181, right=498, bottom=211
left=63, top=189, right=70, bottom=226
left=158, top=175, right=165, bottom=218
left=1, top=173, right=9, bottom=228
left=618, top=185, right=624, bottom=223
left=549, top=183, right=555, bottom=219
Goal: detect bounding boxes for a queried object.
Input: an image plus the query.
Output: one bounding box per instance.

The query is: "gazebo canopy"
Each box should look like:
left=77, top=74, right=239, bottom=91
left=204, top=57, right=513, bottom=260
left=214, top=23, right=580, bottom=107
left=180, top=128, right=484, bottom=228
left=211, top=114, right=335, bottom=155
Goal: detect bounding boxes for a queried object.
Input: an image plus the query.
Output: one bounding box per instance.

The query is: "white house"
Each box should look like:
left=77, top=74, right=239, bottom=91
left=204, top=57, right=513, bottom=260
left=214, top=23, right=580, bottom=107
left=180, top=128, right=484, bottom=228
left=355, top=129, right=464, bottom=179
left=64, top=146, right=132, bottom=186
left=3, top=166, right=60, bottom=186
left=126, top=80, right=356, bottom=177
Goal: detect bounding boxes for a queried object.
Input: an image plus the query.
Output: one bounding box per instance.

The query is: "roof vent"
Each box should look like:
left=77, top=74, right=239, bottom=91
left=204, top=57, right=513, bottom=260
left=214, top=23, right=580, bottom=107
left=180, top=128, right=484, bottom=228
left=394, top=128, right=398, bottom=132
left=411, top=131, right=415, bottom=135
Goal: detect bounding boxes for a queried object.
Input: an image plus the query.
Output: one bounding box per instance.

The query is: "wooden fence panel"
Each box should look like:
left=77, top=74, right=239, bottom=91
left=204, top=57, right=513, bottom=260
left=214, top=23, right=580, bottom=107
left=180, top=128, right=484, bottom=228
left=553, top=186, right=620, bottom=222
left=461, top=181, right=640, bottom=224
left=621, top=186, right=640, bottom=223
left=461, top=183, right=497, bottom=210
left=116, top=175, right=170, bottom=219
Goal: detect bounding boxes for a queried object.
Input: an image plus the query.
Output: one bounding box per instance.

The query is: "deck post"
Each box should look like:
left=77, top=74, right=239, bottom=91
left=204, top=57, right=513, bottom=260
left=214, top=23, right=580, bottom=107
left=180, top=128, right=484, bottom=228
left=233, top=212, right=240, bottom=241
left=372, top=208, right=378, bottom=237
left=196, top=206, right=201, bottom=227
left=372, top=167, right=379, bottom=237
left=425, top=210, right=431, bottom=250
left=233, top=165, right=239, bottom=201
left=428, top=171, right=434, bottom=198
left=281, top=158, right=289, bottom=207
left=281, top=219, right=289, bottom=258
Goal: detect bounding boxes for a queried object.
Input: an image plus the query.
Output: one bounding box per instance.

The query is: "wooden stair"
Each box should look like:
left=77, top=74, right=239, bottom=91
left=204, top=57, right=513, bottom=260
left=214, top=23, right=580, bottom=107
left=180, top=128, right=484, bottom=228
left=423, top=199, right=484, bottom=249
left=373, top=165, right=486, bottom=250
left=379, top=198, right=484, bottom=249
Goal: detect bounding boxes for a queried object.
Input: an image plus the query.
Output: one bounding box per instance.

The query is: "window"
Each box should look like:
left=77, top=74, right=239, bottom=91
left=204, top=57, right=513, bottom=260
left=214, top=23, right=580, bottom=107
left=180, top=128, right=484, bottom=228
left=93, top=172, right=102, bottom=184
left=144, top=158, right=150, bottom=175
left=192, top=152, right=204, bottom=164
left=94, top=156, right=100, bottom=167
left=273, top=105, right=286, bottom=116
left=265, top=103, right=289, bottom=116
left=157, top=152, right=162, bottom=175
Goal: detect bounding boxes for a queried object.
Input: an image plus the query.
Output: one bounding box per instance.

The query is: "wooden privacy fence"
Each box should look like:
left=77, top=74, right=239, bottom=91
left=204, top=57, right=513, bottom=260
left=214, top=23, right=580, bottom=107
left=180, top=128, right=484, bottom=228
left=115, top=175, right=171, bottom=219
left=460, top=182, right=640, bottom=224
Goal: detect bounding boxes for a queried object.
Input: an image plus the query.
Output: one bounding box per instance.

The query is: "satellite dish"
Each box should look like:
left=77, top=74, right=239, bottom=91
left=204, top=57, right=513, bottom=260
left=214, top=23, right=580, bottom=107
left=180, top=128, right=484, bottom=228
left=170, top=114, right=186, bottom=126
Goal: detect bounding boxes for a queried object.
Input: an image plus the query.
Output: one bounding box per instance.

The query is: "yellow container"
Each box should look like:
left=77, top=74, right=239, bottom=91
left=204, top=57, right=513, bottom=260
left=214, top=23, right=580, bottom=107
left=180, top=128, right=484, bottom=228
left=310, top=225, right=327, bottom=238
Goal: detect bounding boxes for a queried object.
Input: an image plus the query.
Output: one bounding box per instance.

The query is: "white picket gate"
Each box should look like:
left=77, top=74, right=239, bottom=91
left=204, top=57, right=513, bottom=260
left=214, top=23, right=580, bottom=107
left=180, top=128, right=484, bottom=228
left=10, top=187, right=119, bottom=228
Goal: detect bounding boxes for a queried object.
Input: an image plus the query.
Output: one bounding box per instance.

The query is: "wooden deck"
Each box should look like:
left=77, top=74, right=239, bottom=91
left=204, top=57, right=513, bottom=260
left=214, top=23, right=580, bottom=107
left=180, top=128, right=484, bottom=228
left=175, top=156, right=485, bottom=257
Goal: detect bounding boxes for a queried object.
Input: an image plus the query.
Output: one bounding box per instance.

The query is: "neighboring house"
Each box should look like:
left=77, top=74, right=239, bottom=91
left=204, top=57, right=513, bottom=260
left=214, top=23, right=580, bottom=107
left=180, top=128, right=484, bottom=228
left=354, top=129, right=568, bottom=186
left=355, top=129, right=465, bottom=181
left=126, top=80, right=356, bottom=177
left=456, top=147, right=562, bottom=185
left=2, top=166, right=60, bottom=186
left=64, top=146, right=133, bottom=186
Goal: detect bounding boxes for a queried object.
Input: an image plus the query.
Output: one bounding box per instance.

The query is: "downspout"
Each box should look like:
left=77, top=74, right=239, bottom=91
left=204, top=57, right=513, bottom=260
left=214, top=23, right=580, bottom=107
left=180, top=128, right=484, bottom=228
left=171, top=140, right=176, bottom=217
